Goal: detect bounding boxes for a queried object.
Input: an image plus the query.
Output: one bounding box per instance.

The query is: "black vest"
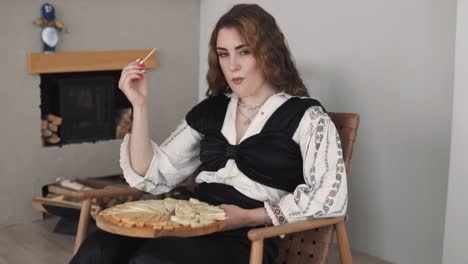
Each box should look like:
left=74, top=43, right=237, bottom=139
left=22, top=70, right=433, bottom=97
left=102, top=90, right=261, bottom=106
left=186, top=95, right=325, bottom=193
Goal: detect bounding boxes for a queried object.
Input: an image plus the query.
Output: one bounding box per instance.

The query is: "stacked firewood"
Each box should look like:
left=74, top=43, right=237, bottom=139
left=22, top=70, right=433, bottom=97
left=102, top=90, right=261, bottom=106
left=115, top=108, right=133, bottom=139
left=41, top=114, right=62, bottom=144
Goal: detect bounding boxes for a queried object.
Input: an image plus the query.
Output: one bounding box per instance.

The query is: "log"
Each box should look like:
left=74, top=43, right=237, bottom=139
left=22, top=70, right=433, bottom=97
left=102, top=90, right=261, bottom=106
left=41, top=120, right=48, bottom=130
left=48, top=123, right=58, bottom=132
left=121, top=108, right=132, bottom=118
left=115, top=124, right=129, bottom=139
left=115, top=108, right=133, bottom=138
left=119, top=119, right=132, bottom=130
left=47, top=114, right=63, bottom=125
left=41, top=128, right=53, bottom=137
left=46, top=134, right=61, bottom=144
left=118, top=109, right=132, bottom=122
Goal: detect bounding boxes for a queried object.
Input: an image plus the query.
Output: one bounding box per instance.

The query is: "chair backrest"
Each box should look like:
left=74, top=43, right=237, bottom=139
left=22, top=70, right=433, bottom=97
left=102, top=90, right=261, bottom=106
left=274, top=112, right=360, bottom=264
left=328, top=112, right=360, bottom=173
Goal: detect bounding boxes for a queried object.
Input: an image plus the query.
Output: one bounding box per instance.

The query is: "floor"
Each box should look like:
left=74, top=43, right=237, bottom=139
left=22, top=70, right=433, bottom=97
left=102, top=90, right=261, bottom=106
left=0, top=218, right=390, bottom=264
left=0, top=218, right=73, bottom=264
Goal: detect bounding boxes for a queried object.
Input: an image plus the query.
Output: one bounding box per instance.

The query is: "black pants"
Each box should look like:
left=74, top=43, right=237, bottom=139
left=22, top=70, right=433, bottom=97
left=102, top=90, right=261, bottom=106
left=70, top=183, right=278, bottom=264
left=70, top=230, right=272, bottom=264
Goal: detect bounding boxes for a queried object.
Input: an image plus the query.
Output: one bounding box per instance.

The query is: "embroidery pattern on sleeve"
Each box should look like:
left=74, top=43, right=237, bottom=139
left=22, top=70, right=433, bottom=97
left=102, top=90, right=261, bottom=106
left=140, top=178, right=176, bottom=192
left=291, top=107, right=326, bottom=214
left=330, top=195, right=347, bottom=215
left=313, top=132, right=346, bottom=217
left=309, top=107, right=328, bottom=190
left=308, top=106, right=325, bottom=121
left=161, top=120, right=189, bottom=147
left=299, top=107, right=328, bottom=194
left=290, top=123, right=329, bottom=217
left=303, top=117, right=328, bottom=211
left=268, top=202, right=288, bottom=225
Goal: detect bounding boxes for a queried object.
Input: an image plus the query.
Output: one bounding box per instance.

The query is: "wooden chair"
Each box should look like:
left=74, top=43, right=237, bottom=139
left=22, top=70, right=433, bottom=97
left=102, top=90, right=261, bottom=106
left=248, top=112, right=360, bottom=264
left=31, top=176, right=145, bottom=253
left=71, top=112, right=360, bottom=264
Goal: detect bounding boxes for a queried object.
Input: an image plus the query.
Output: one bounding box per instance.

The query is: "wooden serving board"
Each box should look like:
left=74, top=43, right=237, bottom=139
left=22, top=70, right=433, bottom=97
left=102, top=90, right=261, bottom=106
left=96, top=214, right=226, bottom=238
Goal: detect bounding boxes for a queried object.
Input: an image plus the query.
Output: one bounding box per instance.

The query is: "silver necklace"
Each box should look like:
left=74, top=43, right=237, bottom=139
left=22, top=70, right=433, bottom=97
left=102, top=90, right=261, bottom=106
left=237, top=107, right=259, bottom=126
left=237, top=101, right=264, bottom=110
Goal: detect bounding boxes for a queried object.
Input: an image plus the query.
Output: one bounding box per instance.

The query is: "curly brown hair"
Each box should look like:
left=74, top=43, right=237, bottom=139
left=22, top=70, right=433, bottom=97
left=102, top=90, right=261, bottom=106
left=206, top=4, right=309, bottom=97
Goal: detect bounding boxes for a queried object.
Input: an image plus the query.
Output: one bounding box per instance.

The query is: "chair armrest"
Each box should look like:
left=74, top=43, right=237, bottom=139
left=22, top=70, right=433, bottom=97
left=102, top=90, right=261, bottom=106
left=247, top=216, right=346, bottom=241
left=78, top=186, right=143, bottom=199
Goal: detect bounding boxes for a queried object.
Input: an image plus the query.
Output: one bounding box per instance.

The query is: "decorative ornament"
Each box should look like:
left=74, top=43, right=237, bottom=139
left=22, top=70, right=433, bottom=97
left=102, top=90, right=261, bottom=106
left=237, top=107, right=260, bottom=126
left=237, top=101, right=264, bottom=110
left=33, top=3, right=65, bottom=53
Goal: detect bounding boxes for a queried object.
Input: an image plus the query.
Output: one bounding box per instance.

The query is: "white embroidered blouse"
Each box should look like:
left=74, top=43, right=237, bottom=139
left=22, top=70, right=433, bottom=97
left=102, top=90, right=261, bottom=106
left=120, top=92, right=347, bottom=226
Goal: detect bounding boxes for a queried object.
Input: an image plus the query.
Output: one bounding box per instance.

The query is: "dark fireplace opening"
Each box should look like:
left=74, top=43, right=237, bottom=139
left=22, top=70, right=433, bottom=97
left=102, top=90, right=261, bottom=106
left=40, top=71, right=132, bottom=146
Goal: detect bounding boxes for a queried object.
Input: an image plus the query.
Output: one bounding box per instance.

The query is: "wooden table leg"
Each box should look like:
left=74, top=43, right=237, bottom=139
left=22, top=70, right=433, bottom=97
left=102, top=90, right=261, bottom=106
left=73, top=198, right=92, bottom=255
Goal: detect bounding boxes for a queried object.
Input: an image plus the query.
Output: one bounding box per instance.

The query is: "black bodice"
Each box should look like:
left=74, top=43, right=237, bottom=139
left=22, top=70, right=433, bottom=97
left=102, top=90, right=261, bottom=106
left=186, top=95, right=324, bottom=193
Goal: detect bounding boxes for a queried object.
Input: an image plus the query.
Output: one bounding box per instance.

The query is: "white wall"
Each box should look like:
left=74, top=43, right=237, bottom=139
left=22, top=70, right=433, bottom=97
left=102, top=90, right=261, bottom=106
left=199, top=1, right=456, bottom=263
left=443, top=1, right=468, bottom=263
left=0, top=0, right=200, bottom=224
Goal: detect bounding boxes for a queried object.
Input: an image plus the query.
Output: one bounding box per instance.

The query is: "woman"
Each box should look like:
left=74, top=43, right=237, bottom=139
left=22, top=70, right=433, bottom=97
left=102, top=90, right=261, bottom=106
left=71, top=4, right=347, bottom=264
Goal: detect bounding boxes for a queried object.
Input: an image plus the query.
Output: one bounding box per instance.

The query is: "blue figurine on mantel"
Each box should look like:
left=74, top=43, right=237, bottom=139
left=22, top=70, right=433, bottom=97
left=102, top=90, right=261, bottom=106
left=34, top=3, right=64, bottom=53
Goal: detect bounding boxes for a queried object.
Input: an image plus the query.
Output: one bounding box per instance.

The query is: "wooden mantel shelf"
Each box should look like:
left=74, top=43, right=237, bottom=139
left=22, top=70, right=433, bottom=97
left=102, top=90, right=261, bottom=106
left=27, top=49, right=157, bottom=74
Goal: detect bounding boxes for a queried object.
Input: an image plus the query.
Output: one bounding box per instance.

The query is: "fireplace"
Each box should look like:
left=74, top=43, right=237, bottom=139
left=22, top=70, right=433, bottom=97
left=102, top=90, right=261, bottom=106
left=27, top=49, right=157, bottom=146
left=58, top=75, right=115, bottom=143
left=40, top=71, right=132, bottom=146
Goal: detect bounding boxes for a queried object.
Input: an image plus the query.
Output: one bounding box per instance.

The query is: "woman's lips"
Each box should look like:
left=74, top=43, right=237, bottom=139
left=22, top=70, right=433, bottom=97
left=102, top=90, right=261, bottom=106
left=231, top=77, right=244, bottom=85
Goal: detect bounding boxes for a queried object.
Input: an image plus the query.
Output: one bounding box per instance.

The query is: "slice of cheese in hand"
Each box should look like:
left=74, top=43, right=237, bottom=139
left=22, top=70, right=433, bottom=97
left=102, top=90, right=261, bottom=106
left=197, top=206, right=227, bottom=220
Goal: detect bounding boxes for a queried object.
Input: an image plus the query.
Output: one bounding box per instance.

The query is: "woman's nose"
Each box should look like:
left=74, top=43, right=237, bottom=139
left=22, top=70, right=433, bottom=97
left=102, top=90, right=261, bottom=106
left=229, top=55, right=240, bottom=71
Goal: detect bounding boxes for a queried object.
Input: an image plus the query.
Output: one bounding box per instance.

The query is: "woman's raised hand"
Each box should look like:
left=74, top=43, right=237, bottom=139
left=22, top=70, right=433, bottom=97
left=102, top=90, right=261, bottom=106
left=118, top=59, right=148, bottom=107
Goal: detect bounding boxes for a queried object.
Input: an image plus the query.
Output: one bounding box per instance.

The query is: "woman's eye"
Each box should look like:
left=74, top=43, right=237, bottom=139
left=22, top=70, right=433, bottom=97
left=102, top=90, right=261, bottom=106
left=240, top=50, right=251, bottom=55
left=218, top=53, right=228, bottom=58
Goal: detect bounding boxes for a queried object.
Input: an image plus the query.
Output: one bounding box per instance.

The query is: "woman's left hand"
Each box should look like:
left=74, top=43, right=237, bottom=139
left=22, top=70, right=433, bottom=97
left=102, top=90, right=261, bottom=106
left=219, top=204, right=251, bottom=231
